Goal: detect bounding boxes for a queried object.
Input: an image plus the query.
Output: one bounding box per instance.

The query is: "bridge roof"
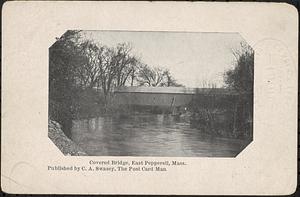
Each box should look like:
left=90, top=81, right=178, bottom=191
left=113, top=86, right=239, bottom=95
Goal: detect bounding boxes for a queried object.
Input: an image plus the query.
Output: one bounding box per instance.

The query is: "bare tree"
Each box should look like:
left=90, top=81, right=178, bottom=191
left=97, top=47, right=117, bottom=95
left=55, top=35, right=184, bottom=94
left=129, top=58, right=141, bottom=86
left=77, top=40, right=106, bottom=89
left=113, top=43, right=136, bottom=87
left=197, top=79, right=217, bottom=88
left=162, top=69, right=183, bottom=87
left=137, top=65, right=165, bottom=86
left=225, top=42, right=254, bottom=93
left=137, top=65, right=182, bottom=87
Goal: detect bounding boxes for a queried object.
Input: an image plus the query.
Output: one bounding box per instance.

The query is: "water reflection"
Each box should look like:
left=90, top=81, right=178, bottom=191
left=71, top=114, right=250, bottom=157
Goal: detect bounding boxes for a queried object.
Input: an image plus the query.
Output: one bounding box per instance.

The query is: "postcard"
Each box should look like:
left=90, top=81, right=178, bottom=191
left=1, top=1, right=298, bottom=195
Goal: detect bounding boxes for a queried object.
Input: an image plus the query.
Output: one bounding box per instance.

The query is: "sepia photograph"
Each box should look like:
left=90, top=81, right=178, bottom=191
left=49, top=30, right=254, bottom=157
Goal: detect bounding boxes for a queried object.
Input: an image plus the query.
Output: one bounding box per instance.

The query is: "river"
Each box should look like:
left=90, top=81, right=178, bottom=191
left=71, top=114, right=250, bottom=157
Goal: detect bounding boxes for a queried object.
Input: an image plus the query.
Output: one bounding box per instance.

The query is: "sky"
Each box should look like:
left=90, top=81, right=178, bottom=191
left=81, top=30, right=245, bottom=88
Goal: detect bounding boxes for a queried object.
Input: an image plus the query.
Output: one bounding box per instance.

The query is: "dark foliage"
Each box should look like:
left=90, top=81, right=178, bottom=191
left=224, top=42, right=254, bottom=138
left=188, top=42, right=254, bottom=139
left=49, top=30, right=84, bottom=137
left=224, top=43, right=254, bottom=93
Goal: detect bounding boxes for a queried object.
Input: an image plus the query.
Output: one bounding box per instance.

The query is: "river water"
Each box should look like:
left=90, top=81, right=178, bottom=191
left=71, top=114, right=250, bottom=157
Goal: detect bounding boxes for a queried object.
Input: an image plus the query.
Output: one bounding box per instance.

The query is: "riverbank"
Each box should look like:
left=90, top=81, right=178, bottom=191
left=48, top=119, right=87, bottom=156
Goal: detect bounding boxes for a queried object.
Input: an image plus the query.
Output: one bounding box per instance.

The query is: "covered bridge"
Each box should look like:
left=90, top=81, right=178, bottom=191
left=113, top=86, right=239, bottom=113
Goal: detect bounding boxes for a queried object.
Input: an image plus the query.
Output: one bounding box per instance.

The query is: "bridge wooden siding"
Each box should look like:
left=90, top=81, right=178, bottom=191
left=113, top=86, right=237, bottom=107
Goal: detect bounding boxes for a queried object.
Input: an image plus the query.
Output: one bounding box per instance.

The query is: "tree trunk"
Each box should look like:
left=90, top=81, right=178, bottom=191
left=233, top=102, right=238, bottom=137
